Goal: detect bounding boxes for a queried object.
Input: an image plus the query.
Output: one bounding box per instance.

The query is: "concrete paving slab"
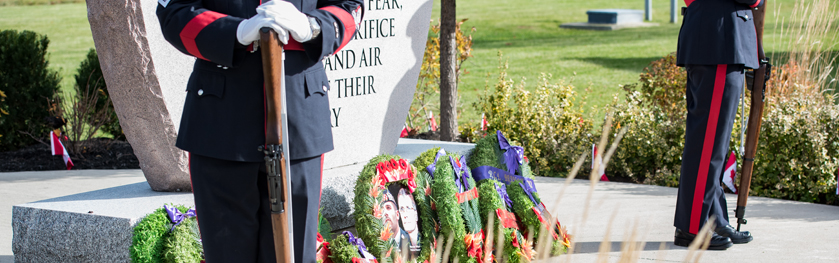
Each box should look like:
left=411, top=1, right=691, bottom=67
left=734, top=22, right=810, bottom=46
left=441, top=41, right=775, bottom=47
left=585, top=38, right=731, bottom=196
left=535, top=177, right=839, bottom=262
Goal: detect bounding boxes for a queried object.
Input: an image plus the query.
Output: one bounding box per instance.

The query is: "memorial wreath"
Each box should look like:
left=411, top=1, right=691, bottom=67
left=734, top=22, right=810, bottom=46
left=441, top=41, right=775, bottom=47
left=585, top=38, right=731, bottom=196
left=426, top=149, right=484, bottom=263
left=130, top=204, right=203, bottom=263
left=353, top=154, right=433, bottom=263
left=324, top=231, right=379, bottom=263
left=469, top=131, right=570, bottom=257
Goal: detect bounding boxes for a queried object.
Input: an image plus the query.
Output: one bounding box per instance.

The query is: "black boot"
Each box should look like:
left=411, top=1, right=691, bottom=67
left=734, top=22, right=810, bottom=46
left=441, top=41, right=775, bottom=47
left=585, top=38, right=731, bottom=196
left=715, top=225, right=753, bottom=244
left=674, top=228, right=733, bottom=250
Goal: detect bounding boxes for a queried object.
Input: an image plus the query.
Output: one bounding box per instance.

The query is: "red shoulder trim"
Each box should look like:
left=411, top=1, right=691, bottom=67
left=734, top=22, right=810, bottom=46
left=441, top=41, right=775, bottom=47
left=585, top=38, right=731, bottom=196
left=180, top=11, right=227, bottom=61
left=319, top=6, right=358, bottom=53
left=750, top=0, right=762, bottom=8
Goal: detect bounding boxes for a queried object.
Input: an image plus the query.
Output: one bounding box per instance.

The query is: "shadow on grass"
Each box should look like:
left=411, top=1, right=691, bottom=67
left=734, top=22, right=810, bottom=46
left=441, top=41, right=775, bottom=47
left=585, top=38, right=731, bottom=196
left=472, top=26, right=681, bottom=50
left=575, top=56, right=664, bottom=72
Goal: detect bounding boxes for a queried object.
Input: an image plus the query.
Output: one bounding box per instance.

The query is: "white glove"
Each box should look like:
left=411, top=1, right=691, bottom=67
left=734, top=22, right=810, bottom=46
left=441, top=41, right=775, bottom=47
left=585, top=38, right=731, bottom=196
left=236, top=13, right=289, bottom=46
left=256, top=0, right=314, bottom=42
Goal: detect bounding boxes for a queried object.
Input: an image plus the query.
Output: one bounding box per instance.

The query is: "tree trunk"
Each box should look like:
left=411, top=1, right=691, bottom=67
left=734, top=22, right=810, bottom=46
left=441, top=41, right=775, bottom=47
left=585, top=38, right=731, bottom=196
left=439, top=0, right=458, bottom=141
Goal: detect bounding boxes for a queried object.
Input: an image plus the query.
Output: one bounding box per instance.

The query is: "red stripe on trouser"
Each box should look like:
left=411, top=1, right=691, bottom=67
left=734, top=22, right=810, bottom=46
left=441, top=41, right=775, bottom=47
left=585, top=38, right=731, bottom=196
left=684, top=0, right=694, bottom=7
left=179, top=11, right=226, bottom=61
left=319, top=154, right=324, bottom=204
left=319, top=6, right=357, bottom=52
left=689, top=64, right=727, bottom=234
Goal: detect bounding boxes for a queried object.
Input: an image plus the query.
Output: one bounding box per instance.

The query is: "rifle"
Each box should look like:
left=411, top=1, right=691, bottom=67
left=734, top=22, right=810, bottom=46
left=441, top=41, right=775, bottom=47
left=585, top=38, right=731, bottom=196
left=736, top=0, right=772, bottom=232
left=258, top=27, right=295, bottom=263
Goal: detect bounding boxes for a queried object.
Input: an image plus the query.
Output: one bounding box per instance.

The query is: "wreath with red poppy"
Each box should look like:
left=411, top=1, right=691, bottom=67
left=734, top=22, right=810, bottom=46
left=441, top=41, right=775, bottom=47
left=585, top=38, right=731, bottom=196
left=353, top=154, right=432, bottom=263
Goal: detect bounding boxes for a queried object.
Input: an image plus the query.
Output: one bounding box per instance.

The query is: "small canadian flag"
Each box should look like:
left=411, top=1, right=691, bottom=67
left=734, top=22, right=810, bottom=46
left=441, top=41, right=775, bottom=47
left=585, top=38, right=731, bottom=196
left=722, top=151, right=738, bottom=193
left=400, top=124, right=410, bottom=138
left=591, top=144, right=608, bottom=181
left=480, top=113, right=488, bottom=131
left=428, top=111, right=437, bottom=132
left=50, top=131, right=74, bottom=170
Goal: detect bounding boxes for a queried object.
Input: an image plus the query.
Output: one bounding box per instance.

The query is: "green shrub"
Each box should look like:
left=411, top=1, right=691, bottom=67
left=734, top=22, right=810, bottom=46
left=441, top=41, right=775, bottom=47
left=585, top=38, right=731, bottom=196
left=750, top=96, right=839, bottom=205
left=471, top=52, right=593, bottom=177
left=607, top=53, right=687, bottom=183
left=0, top=30, right=61, bottom=151
left=74, top=48, right=122, bottom=140
left=606, top=91, right=685, bottom=184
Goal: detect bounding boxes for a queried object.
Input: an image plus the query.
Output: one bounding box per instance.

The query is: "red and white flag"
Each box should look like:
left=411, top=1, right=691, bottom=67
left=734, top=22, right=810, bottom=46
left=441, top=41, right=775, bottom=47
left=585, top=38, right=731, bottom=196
left=400, top=124, right=410, bottom=138
left=428, top=111, right=437, bottom=132
left=722, top=151, right=738, bottom=193
left=480, top=113, right=488, bottom=131
left=50, top=131, right=74, bottom=170
left=592, top=144, right=608, bottom=181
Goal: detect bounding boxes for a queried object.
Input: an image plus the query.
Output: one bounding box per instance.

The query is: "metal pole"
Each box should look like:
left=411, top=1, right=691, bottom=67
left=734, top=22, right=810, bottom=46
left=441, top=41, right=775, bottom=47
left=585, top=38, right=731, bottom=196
left=670, top=0, right=677, bottom=23
left=645, top=0, right=653, bottom=21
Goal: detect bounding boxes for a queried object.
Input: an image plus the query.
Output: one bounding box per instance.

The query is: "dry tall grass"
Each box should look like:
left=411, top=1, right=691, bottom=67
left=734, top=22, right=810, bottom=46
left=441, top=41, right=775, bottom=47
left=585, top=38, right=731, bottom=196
left=769, top=0, right=839, bottom=102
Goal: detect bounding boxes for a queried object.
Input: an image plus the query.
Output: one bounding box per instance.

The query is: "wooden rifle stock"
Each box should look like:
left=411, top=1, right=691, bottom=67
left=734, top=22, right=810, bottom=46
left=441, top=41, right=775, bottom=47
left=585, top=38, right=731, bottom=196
left=736, top=0, right=770, bottom=232
left=259, top=28, right=295, bottom=263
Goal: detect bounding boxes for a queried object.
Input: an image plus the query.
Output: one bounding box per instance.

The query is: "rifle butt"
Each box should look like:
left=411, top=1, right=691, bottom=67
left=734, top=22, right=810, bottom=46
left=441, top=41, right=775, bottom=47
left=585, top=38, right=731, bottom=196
left=271, top=213, right=293, bottom=262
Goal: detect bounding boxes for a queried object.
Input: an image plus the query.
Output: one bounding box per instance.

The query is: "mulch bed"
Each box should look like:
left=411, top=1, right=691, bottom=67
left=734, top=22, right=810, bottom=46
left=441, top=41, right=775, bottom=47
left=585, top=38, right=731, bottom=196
left=0, top=138, right=140, bottom=172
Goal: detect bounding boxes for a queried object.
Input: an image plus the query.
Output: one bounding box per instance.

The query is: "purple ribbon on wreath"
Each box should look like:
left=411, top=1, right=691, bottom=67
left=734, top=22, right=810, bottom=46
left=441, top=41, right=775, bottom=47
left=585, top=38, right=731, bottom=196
left=497, top=131, right=525, bottom=175
left=164, top=205, right=196, bottom=232
left=495, top=182, right=513, bottom=210
left=450, top=156, right=472, bottom=193
left=425, top=148, right=448, bottom=178
left=343, top=231, right=368, bottom=256
left=519, top=181, right=542, bottom=211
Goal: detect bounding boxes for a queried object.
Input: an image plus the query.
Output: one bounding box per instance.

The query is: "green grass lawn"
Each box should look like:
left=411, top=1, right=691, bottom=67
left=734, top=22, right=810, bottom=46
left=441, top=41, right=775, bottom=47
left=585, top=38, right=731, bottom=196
left=0, top=0, right=834, bottom=128
left=0, top=3, right=93, bottom=95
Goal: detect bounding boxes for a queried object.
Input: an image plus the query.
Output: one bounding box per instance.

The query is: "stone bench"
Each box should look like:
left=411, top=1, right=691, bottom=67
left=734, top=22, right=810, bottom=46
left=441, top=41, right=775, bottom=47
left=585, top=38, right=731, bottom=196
left=560, top=9, right=657, bottom=31
left=586, top=9, right=644, bottom=24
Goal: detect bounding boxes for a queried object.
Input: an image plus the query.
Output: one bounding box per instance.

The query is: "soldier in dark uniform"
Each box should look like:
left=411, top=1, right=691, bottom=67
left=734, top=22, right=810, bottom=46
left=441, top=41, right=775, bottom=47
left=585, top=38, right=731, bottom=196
left=674, top=0, right=760, bottom=250
left=156, top=0, right=362, bottom=261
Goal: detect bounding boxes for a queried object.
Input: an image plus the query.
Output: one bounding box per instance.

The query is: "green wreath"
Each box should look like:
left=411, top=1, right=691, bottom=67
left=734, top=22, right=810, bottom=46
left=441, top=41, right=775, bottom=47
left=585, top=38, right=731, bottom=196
left=426, top=149, right=484, bottom=263
left=411, top=147, right=443, bottom=263
left=471, top=136, right=532, bottom=263
left=130, top=204, right=203, bottom=263
left=469, top=131, right=570, bottom=257
left=475, top=180, right=531, bottom=263
left=353, top=154, right=431, bottom=263
left=327, top=231, right=379, bottom=263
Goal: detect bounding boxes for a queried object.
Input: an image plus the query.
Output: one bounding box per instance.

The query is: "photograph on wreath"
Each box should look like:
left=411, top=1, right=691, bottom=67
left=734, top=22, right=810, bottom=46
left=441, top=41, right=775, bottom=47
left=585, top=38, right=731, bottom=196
left=386, top=183, right=421, bottom=260
left=379, top=189, right=401, bottom=250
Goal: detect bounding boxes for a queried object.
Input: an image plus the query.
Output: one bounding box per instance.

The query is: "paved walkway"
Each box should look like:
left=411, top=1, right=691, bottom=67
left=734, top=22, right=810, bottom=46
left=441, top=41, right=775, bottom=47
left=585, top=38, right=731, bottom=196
left=2, top=164, right=837, bottom=262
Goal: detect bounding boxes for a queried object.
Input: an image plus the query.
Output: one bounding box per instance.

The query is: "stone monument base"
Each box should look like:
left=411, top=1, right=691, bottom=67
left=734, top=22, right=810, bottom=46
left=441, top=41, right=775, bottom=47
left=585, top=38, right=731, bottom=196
left=12, top=138, right=475, bottom=263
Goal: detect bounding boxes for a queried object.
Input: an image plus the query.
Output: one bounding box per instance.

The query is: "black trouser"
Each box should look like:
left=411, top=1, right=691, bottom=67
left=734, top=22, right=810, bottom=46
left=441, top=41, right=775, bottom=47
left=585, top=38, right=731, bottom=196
left=674, top=64, right=744, bottom=235
left=190, top=153, right=323, bottom=263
